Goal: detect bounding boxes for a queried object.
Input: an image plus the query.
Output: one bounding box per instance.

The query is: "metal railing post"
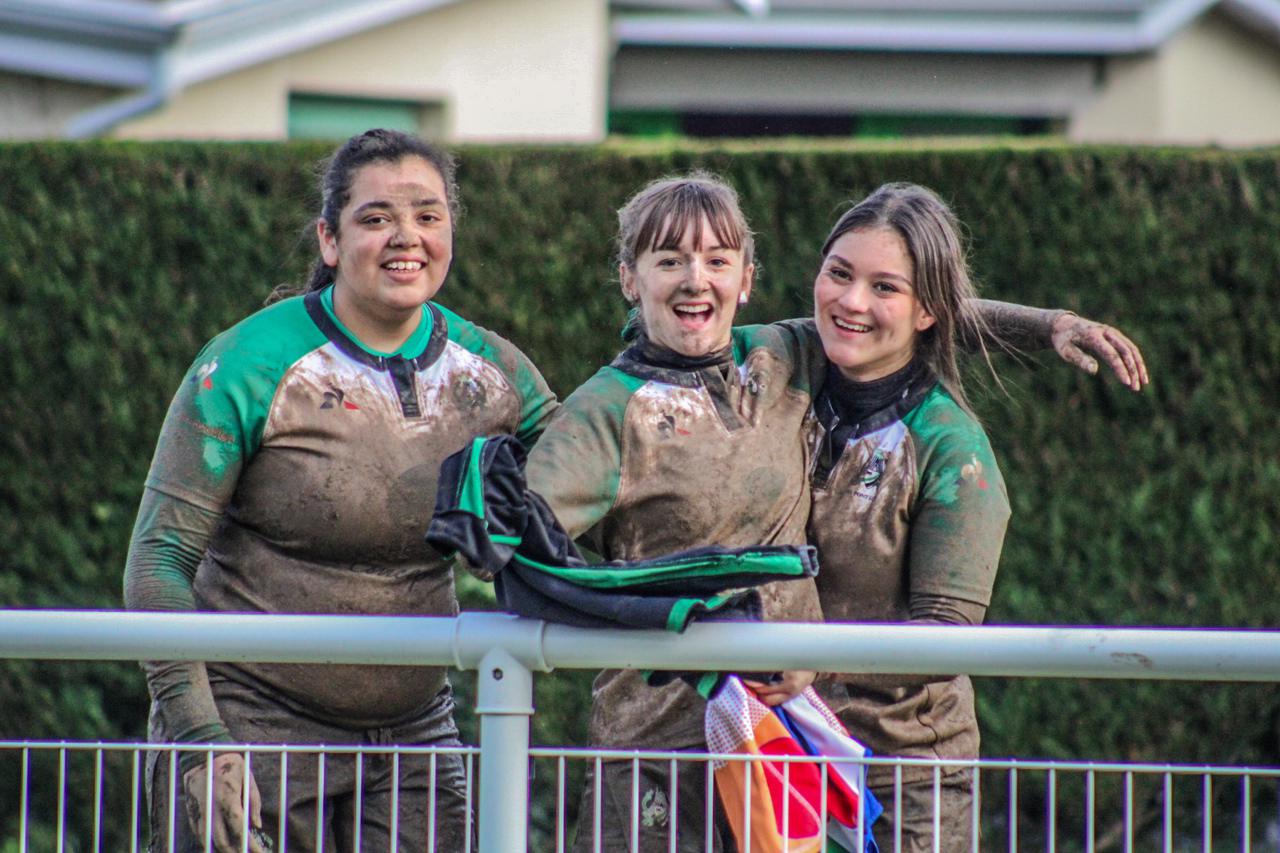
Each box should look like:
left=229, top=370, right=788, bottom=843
left=475, top=646, right=534, bottom=853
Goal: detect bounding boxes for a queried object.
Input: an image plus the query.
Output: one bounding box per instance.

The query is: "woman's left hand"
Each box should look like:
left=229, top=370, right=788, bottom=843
left=1050, top=314, right=1149, bottom=391
left=742, top=670, right=815, bottom=707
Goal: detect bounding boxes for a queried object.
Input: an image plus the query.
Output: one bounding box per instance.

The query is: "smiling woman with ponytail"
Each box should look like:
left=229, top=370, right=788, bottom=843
left=124, top=129, right=556, bottom=853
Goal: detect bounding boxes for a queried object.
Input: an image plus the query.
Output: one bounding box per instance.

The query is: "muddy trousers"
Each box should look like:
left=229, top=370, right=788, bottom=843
left=570, top=753, right=738, bottom=853
left=147, top=679, right=473, bottom=853
left=868, top=769, right=975, bottom=853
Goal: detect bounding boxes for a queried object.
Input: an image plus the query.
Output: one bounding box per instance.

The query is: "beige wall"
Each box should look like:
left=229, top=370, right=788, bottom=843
left=1163, top=10, right=1280, bottom=144
left=1071, top=10, right=1280, bottom=145
left=0, top=71, right=118, bottom=139
left=115, top=0, right=608, bottom=142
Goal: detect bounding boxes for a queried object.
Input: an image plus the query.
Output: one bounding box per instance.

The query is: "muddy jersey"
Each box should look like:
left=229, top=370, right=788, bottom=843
left=525, top=323, right=825, bottom=751
left=808, top=377, right=1009, bottom=787
left=127, top=288, right=556, bottom=742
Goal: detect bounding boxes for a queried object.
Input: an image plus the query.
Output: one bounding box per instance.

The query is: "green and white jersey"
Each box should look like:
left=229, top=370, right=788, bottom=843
left=525, top=322, right=825, bottom=751
left=128, top=288, right=556, bottom=740
left=808, top=380, right=1010, bottom=787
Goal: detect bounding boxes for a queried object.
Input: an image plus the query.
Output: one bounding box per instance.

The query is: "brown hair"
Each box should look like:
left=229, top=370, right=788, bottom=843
left=616, top=171, right=755, bottom=278
left=820, top=182, right=996, bottom=413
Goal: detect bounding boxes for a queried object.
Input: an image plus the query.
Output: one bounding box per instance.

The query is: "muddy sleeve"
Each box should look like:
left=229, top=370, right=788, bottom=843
left=483, top=331, right=559, bottom=448
left=524, top=374, right=627, bottom=544
left=123, top=487, right=232, bottom=751
left=765, top=318, right=828, bottom=397
left=909, top=593, right=986, bottom=626
left=823, top=594, right=987, bottom=689
left=908, top=421, right=1010, bottom=608
left=122, top=345, right=271, bottom=757
left=963, top=298, right=1070, bottom=352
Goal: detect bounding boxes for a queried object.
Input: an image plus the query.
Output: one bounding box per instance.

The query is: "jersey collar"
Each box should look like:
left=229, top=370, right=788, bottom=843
left=304, top=288, right=448, bottom=371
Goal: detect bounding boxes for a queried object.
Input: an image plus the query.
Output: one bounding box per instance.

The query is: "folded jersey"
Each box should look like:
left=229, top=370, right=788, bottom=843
left=426, top=434, right=819, bottom=632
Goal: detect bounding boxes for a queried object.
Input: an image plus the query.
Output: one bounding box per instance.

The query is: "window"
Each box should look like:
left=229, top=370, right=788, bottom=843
left=608, top=109, right=1054, bottom=140
left=287, top=93, right=444, bottom=140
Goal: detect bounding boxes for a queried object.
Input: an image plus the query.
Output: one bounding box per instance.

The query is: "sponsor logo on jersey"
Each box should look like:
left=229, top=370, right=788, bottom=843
left=194, top=359, right=218, bottom=390
left=961, top=453, right=988, bottom=489
left=321, top=387, right=360, bottom=410
left=656, top=412, right=692, bottom=439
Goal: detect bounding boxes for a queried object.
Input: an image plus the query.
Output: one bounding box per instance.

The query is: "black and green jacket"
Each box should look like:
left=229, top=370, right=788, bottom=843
left=428, top=434, right=819, bottom=634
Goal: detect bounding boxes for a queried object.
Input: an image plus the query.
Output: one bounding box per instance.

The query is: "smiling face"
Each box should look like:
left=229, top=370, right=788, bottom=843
left=318, top=156, right=453, bottom=350
left=621, top=217, right=753, bottom=357
left=814, top=226, right=936, bottom=382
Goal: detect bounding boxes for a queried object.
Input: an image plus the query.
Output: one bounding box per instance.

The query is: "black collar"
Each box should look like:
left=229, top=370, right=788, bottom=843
left=610, top=332, right=736, bottom=388
left=819, top=357, right=931, bottom=434
left=812, top=358, right=935, bottom=484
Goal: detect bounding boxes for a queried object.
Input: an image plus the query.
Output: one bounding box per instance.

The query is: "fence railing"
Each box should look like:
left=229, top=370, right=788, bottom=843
left=1, top=610, right=1278, bottom=852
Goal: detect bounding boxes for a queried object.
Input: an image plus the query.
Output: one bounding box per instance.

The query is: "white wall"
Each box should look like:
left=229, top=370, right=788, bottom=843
left=114, top=0, right=608, bottom=142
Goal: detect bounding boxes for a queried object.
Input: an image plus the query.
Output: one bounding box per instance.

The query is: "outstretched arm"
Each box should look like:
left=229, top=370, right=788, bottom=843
left=968, top=299, right=1149, bottom=391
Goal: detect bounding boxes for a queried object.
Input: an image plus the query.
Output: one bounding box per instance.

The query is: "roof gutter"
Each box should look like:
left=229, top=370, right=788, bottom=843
left=64, top=47, right=175, bottom=138
left=45, top=0, right=464, bottom=137
left=166, top=0, right=467, bottom=90
left=64, top=86, right=168, bottom=139
left=1222, top=0, right=1280, bottom=39
left=613, top=0, right=1224, bottom=54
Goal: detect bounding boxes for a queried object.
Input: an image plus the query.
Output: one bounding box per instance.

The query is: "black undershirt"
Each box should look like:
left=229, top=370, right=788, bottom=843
left=813, top=357, right=934, bottom=483
left=632, top=331, right=734, bottom=373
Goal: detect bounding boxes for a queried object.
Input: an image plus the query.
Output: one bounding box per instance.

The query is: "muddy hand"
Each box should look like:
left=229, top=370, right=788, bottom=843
left=1050, top=314, right=1149, bottom=391
left=183, top=753, right=267, bottom=853
left=743, top=670, right=816, bottom=707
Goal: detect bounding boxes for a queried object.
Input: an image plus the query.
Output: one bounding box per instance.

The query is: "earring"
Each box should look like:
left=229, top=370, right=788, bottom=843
left=738, top=293, right=749, bottom=305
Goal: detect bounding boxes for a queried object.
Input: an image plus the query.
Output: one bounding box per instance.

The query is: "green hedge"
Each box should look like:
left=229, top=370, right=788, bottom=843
left=1, top=141, right=1278, bottom=841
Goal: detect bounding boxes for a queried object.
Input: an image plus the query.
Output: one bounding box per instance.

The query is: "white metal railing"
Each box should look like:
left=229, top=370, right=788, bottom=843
left=5, top=740, right=1279, bottom=852
left=1, top=610, right=1279, bottom=852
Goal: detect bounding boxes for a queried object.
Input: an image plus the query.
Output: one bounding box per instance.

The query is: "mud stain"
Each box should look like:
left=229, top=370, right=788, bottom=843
left=1110, top=651, right=1155, bottom=669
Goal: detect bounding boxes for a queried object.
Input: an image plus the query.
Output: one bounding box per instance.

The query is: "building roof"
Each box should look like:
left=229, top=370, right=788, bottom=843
left=7, top=0, right=1280, bottom=91
left=0, top=0, right=464, bottom=90
left=4, top=0, right=1279, bottom=135
left=612, top=0, right=1280, bottom=54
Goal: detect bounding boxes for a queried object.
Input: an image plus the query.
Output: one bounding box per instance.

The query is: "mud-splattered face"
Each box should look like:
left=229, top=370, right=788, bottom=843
left=621, top=217, right=753, bottom=357
left=319, top=156, right=453, bottom=350
left=814, top=227, right=935, bottom=382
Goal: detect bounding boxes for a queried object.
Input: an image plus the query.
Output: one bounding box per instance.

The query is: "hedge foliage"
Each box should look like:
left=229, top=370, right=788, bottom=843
left=0, top=141, right=1277, bottom=840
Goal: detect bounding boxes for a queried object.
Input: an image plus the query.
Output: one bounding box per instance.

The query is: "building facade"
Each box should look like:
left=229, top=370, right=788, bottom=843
left=1, top=0, right=1278, bottom=144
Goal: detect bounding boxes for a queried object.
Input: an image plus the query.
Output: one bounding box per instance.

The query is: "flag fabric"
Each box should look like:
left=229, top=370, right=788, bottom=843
left=706, top=677, right=881, bottom=852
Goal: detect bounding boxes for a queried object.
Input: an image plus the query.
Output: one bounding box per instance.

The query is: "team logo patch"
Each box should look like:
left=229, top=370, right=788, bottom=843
left=861, top=450, right=886, bottom=487
left=320, top=387, right=359, bottom=410
left=452, top=375, right=487, bottom=411
left=640, top=786, right=670, bottom=828
left=853, top=449, right=887, bottom=502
